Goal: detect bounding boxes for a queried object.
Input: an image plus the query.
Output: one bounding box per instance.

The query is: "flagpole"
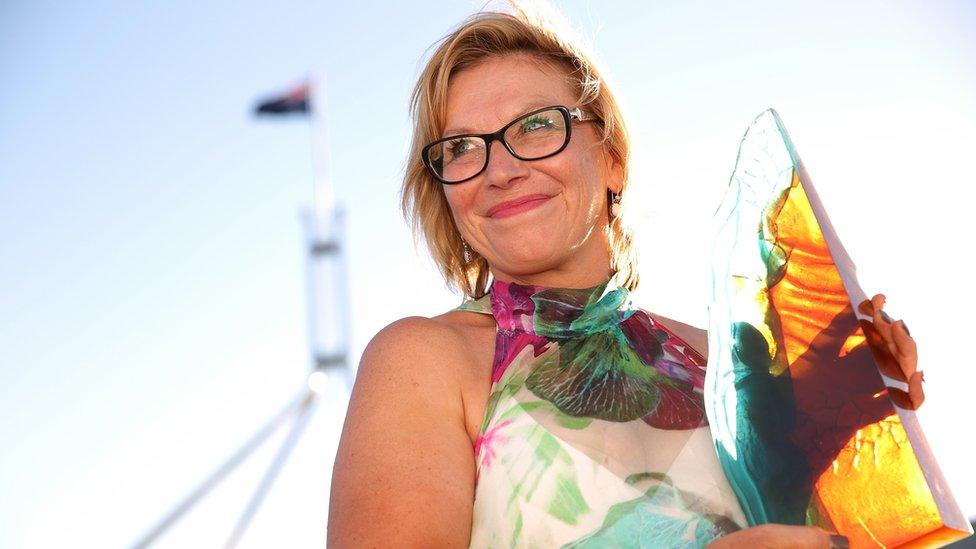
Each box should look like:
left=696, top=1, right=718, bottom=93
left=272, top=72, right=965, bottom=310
left=305, top=73, right=352, bottom=384
left=310, top=74, right=334, bottom=219
left=131, top=77, right=353, bottom=546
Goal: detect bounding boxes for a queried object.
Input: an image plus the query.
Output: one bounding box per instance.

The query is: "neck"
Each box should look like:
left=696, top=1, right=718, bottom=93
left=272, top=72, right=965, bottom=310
left=487, top=240, right=615, bottom=290
left=489, top=266, right=614, bottom=290
left=479, top=218, right=616, bottom=291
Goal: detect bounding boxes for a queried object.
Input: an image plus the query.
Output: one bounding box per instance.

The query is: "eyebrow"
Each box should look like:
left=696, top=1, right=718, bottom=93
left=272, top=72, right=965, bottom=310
left=441, top=100, right=561, bottom=137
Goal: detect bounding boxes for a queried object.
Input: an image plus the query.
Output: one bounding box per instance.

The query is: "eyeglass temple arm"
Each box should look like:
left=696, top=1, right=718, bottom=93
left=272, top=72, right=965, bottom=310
left=569, top=107, right=596, bottom=122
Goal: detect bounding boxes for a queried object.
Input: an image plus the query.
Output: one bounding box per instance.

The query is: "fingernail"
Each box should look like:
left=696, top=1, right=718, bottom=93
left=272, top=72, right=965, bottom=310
left=900, top=320, right=911, bottom=336
left=830, top=534, right=850, bottom=548
left=880, top=311, right=894, bottom=324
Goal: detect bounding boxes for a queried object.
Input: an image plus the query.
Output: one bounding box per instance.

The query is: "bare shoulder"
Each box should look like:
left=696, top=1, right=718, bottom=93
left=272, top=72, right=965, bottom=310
left=647, top=311, right=708, bottom=357
left=362, top=314, right=473, bottom=369
left=360, top=310, right=494, bottom=380
left=346, top=313, right=477, bottom=433
left=358, top=309, right=495, bottom=404
left=352, top=312, right=491, bottom=419
left=352, top=317, right=457, bottom=405
left=369, top=307, right=493, bottom=347
left=329, top=311, right=494, bottom=546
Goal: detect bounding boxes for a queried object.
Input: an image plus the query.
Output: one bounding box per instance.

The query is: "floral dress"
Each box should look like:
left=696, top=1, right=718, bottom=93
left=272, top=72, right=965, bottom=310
left=459, top=278, right=746, bottom=548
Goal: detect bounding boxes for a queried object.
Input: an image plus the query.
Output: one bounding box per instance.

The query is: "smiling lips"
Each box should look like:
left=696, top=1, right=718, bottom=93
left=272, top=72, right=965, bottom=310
left=487, top=194, right=552, bottom=219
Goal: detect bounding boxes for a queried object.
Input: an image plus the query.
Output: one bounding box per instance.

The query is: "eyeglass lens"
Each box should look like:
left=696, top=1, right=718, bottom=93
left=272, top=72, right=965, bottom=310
left=428, top=108, right=569, bottom=183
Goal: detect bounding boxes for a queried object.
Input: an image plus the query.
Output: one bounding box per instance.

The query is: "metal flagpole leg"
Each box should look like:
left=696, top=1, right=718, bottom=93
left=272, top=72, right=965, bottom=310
left=129, top=389, right=311, bottom=549
left=223, top=389, right=319, bottom=548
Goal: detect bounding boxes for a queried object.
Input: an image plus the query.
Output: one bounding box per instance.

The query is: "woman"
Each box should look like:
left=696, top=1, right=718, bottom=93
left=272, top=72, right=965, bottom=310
left=328, top=7, right=922, bottom=548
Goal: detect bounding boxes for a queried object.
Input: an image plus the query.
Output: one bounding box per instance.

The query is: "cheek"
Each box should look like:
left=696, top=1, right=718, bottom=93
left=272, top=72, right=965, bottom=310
left=442, top=187, right=476, bottom=233
left=566, top=158, right=608, bottom=217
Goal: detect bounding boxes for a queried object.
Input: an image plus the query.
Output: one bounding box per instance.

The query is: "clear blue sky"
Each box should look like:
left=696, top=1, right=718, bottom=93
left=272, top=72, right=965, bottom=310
left=1, top=1, right=974, bottom=547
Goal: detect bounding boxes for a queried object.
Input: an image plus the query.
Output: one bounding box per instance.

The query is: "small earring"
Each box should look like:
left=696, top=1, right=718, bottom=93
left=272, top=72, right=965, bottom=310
left=461, top=240, right=472, bottom=263
left=609, top=191, right=622, bottom=219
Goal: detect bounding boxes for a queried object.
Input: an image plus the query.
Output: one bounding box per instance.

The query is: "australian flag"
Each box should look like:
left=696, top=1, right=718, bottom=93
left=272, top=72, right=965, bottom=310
left=254, top=82, right=310, bottom=115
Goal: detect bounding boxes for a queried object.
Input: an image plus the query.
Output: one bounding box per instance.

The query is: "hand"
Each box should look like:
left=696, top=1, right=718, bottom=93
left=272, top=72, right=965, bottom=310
left=860, top=293, right=924, bottom=410
left=706, top=524, right=849, bottom=548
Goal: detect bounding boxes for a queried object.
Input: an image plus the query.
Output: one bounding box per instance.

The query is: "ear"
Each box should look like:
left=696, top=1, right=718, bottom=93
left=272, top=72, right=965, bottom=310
left=604, top=150, right=625, bottom=195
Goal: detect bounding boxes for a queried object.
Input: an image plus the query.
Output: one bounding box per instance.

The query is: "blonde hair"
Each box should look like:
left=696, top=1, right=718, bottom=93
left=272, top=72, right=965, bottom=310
left=401, top=6, right=638, bottom=298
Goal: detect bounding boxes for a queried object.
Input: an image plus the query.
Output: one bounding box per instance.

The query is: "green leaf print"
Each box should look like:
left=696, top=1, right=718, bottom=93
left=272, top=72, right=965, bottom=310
left=548, top=472, right=589, bottom=525
left=500, top=399, right=595, bottom=430
left=493, top=416, right=591, bottom=529
left=526, top=330, right=661, bottom=422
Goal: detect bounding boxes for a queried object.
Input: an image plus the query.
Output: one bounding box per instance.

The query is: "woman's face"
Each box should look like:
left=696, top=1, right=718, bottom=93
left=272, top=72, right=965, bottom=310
left=441, top=54, right=623, bottom=288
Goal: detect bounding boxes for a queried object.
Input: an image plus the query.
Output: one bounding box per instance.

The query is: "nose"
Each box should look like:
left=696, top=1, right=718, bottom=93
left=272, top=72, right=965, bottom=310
left=483, top=139, right=529, bottom=189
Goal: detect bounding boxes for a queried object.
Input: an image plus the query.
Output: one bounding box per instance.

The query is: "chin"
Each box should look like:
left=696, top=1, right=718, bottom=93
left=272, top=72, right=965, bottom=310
left=478, top=218, right=605, bottom=276
left=487, top=242, right=569, bottom=278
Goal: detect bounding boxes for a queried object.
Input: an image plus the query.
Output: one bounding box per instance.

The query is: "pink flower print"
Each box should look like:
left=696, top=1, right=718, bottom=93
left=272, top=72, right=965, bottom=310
left=475, top=419, right=513, bottom=470
left=492, top=332, right=550, bottom=382
left=490, top=281, right=540, bottom=332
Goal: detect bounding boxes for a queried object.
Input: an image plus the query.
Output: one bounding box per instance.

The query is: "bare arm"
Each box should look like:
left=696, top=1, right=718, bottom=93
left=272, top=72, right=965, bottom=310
left=328, top=317, right=477, bottom=547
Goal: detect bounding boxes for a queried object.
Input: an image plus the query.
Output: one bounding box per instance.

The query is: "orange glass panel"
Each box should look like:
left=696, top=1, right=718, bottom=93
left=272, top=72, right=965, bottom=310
left=814, top=415, right=942, bottom=548
left=768, top=172, right=850, bottom=366
left=707, top=109, right=971, bottom=548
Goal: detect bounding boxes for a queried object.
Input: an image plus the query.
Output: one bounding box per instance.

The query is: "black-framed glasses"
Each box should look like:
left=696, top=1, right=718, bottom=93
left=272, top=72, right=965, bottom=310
left=421, top=105, right=597, bottom=185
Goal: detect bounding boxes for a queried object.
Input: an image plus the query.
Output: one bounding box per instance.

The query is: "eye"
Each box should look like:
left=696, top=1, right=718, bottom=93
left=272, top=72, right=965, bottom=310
left=447, top=137, right=477, bottom=159
left=520, top=114, right=558, bottom=133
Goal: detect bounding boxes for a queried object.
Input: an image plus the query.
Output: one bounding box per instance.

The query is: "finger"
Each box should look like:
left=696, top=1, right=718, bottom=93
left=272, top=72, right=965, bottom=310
left=891, top=319, right=918, bottom=378
left=871, top=294, right=899, bottom=359
left=810, top=527, right=850, bottom=549
left=909, top=370, right=925, bottom=409
left=887, top=387, right=914, bottom=409
left=829, top=534, right=850, bottom=548
left=860, top=319, right=907, bottom=381
left=775, top=525, right=842, bottom=549
left=772, top=525, right=848, bottom=548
